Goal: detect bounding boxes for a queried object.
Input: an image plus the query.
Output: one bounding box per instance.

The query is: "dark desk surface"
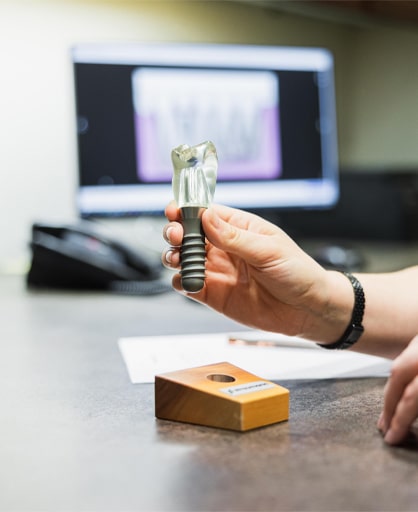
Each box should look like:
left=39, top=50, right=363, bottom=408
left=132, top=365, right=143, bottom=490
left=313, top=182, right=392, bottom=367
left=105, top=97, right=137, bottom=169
left=1, top=243, right=418, bottom=511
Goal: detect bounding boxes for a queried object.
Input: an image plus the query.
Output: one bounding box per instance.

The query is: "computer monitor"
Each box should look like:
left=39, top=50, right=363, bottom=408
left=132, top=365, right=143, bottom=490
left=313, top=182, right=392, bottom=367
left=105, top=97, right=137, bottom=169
left=71, top=42, right=339, bottom=218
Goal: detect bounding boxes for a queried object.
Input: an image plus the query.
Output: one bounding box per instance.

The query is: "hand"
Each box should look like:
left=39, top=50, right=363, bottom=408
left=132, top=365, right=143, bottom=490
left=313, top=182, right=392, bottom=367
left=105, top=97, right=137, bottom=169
left=162, top=202, right=353, bottom=343
left=378, top=334, right=418, bottom=445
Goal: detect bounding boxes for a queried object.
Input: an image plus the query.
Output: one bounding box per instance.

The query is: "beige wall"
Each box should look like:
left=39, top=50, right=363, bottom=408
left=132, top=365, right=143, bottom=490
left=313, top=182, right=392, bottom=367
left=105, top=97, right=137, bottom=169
left=0, top=0, right=416, bottom=268
left=342, top=24, right=418, bottom=168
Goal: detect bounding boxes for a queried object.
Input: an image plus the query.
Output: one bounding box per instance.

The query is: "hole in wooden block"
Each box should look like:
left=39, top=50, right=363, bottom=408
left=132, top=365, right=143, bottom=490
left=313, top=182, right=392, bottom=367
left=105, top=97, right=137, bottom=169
left=206, top=373, right=235, bottom=383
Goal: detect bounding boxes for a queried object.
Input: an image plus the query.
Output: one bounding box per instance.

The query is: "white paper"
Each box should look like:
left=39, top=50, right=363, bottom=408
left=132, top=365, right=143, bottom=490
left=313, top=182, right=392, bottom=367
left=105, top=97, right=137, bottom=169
left=118, top=330, right=391, bottom=383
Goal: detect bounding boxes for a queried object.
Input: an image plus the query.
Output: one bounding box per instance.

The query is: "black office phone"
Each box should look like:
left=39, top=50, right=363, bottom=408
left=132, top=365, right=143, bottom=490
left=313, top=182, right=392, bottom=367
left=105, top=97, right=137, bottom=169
left=27, top=222, right=171, bottom=295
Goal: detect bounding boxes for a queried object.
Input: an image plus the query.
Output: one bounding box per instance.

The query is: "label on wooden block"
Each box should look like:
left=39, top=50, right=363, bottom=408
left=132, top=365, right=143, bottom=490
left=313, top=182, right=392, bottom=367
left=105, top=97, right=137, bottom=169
left=220, top=380, right=276, bottom=397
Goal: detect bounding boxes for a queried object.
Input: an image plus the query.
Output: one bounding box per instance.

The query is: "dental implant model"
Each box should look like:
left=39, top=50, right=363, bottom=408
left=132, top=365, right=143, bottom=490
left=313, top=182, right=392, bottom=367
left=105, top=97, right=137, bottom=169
left=171, top=141, right=218, bottom=293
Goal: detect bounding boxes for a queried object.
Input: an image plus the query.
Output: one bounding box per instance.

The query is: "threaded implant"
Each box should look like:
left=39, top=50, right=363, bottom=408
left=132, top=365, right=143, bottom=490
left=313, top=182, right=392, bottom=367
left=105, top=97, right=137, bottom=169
left=180, top=233, right=206, bottom=292
left=180, top=207, right=206, bottom=293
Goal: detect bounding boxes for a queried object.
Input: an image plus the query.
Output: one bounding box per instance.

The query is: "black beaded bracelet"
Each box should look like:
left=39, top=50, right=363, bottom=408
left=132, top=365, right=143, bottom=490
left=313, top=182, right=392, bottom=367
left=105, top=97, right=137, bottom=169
left=317, top=272, right=365, bottom=350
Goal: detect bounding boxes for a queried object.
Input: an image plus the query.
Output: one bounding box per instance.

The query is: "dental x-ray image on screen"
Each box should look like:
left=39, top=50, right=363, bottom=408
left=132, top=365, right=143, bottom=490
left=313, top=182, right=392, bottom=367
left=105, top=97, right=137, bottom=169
left=72, top=42, right=339, bottom=217
left=132, top=68, right=281, bottom=183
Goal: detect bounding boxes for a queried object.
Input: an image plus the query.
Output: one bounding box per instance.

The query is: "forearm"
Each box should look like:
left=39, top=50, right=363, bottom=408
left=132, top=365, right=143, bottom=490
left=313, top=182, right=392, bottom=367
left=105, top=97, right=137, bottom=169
left=352, top=266, right=418, bottom=358
left=303, top=266, right=418, bottom=358
left=270, top=266, right=418, bottom=358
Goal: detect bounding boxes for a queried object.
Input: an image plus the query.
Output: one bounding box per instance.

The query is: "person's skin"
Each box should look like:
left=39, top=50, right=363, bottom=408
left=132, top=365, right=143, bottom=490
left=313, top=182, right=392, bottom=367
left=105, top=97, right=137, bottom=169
left=378, top=335, right=418, bottom=445
left=162, top=202, right=418, bottom=445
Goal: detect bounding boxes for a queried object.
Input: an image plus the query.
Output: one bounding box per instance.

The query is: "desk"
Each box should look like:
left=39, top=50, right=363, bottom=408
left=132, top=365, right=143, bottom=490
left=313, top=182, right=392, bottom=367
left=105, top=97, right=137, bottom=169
left=1, top=243, right=418, bottom=511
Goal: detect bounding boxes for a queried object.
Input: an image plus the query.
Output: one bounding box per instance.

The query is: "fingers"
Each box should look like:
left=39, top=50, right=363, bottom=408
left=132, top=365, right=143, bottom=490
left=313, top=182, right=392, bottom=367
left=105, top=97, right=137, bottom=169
left=202, top=206, right=282, bottom=267
left=162, top=202, right=255, bottom=269
left=379, top=334, right=418, bottom=445
left=162, top=221, right=183, bottom=246
left=164, top=200, right=181, bottom=222
left=161, top=246, right=180, bottom=269
left=384, top=376, right=418, bottom=445
left=162, top=202, right=183, bottom=271
left=206, top=203, right=279, bottom=236
left=161, top=214, right=181, bottom=272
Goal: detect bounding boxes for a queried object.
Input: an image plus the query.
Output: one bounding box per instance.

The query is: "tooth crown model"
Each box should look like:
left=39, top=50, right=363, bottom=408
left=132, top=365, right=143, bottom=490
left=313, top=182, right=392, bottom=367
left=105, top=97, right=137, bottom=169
left=171, top=141, right=218, bottom=293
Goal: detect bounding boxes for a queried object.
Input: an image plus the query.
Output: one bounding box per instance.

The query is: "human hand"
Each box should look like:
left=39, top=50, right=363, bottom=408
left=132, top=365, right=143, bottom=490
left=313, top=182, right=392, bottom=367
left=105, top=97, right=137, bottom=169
left=162, top=202, right=353, bottom=343
left=378, top=334, right=418, bottom=445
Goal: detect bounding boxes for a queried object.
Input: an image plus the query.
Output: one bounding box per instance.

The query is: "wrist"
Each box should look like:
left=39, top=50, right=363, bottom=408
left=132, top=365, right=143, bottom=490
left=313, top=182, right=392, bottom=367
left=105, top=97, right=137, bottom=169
left=308, top=270, right=355, bottom=345
left=318, top=272, right=365, bottom=349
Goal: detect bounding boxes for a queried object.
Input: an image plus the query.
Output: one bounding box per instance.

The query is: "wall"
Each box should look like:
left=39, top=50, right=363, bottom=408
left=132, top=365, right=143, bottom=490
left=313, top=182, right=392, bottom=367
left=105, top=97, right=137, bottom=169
left=342, top=24, right=418, bottom=169
left=0, top=0, right=416, bottom=269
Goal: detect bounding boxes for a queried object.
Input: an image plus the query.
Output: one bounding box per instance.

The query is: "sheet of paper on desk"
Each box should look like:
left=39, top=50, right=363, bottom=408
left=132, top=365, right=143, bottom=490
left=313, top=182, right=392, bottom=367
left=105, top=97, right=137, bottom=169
left=118, top=330, right=391, bottom=384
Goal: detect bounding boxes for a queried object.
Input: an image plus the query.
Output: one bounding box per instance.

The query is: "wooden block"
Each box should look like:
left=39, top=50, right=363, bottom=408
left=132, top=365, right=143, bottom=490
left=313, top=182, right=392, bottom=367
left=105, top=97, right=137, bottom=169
left=155, top=361, right=289, bottom=431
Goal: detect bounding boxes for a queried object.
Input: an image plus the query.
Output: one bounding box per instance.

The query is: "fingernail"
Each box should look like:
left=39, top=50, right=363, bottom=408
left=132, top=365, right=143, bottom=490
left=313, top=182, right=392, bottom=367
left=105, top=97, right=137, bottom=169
left=165, top=227, right=174, bottom=241
left=165, top=250, right=173, bottom=264
left=384, top=429, right=398, bottom=445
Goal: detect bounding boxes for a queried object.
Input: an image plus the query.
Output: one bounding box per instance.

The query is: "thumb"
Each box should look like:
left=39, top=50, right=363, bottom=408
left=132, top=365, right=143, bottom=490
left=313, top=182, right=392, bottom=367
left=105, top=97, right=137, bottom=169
left=202, top=207, right=273, bottom=266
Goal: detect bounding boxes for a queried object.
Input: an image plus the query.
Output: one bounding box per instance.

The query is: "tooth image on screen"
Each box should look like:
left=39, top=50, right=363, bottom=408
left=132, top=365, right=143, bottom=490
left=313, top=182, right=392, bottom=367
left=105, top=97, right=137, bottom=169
left=132, top=68, right=281, bottom=183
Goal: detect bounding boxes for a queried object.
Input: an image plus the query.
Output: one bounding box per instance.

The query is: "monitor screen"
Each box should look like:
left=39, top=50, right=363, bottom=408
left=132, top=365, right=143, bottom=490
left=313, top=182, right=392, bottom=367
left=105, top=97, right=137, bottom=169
left=72, top=42, right=339, bottom=217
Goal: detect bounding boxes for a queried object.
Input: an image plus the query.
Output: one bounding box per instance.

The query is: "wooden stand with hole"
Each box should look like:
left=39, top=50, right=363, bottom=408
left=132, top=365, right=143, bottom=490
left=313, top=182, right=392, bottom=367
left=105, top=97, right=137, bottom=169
left=155, top=361, right=289, bottom=431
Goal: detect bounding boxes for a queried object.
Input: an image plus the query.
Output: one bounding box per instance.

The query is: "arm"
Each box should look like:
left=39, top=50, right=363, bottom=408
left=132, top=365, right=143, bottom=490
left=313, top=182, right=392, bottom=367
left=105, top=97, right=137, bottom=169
left=349, top=268, right=418, bottom=358
left=163, top=202, right=418, bottom=359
